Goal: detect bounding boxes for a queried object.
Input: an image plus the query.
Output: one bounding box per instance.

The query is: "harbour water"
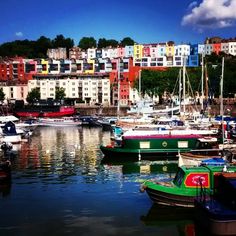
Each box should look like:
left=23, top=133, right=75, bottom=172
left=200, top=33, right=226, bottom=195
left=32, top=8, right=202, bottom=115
left=0, top=126, right=205, bottom=236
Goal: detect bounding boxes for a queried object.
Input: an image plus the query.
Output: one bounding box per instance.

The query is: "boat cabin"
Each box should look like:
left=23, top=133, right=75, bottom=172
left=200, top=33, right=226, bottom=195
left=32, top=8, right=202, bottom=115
left=173, top=165, right=236, bottom=190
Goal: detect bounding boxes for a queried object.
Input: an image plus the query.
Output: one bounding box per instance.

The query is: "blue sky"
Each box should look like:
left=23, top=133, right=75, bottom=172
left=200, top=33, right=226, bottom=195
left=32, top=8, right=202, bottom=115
left=1, top=0, right=236, bottom=45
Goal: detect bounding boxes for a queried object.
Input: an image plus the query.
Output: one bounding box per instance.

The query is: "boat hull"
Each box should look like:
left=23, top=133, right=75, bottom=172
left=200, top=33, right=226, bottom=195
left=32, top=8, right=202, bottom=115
left=14, top=106, right=76, bottom=118
left=145, top=186, right=196, bottom=207
left=39, top=118, right=82, bottom=127
left=194, top=199, right=236, bottom=235
left=100, top=134, right=202, bottom=160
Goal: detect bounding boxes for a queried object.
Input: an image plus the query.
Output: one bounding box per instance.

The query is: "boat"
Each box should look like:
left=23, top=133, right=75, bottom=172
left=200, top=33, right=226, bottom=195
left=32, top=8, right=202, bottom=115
left=178, top=137, right=234, bottom=167
left=127, top=100, right=180, bottom=116
left=38, top=116, right=82, bottom=127
left=0, top=121, right=22, bottom=144
left=100, top=130, right=203, bottom=160
left=96, top=117, right=117, bottom=131
left=79, top=116, right=102, bottom=127
left=194, top=171, right=236, bottom=235
left=140, top=165, right=236, bottom=208
left=100, top=123, right=219, bottom=160
left=14, top=101, right=76, bottom=118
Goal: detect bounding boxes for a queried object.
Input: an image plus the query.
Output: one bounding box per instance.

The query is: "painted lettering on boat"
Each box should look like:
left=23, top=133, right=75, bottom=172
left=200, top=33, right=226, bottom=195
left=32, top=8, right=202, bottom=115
left=184, top=173, right=210, bottom=188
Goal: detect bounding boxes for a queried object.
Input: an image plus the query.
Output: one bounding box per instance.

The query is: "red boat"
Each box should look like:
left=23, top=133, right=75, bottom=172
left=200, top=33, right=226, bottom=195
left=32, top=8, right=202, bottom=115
left=14, top=105, right=76, bottom=118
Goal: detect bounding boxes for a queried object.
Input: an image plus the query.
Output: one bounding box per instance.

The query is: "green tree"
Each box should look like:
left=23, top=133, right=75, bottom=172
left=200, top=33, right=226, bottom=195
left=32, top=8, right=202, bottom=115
left=134, top=67, right=203, bottom=104
left=26, top=88, right=40, bottom=104
left=35, top=36, right=52, bottom=58
left=97, top=38, right=107, bottom=49
left=106, top=39, right=119, bottom=47
left=52, top=34, right=74, bottom=48
left=120, top=37, right=135, bottom=46
left=78, top=37, right=96, bottom=50
left=55, top=87, right=66, bottom=100
left=0, top=88, right=5, bottom=102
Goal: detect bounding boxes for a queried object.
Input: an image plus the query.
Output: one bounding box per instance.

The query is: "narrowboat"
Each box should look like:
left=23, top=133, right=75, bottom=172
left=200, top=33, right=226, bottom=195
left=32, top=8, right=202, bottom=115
left=140, top=165, right=236, bottom=207
left=100, top=131, right=203, bottom=160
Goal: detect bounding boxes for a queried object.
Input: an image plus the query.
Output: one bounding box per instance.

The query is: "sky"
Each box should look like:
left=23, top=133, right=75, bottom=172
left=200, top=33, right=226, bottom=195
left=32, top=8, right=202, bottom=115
left=1, top=0, right=236, bottom=45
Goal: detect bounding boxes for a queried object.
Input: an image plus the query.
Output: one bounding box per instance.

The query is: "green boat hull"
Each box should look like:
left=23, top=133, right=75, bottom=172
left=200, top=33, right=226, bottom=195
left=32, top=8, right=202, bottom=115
left=100, top=134, right=202, bottom=160
left=141, top=165, right=236, bottom=207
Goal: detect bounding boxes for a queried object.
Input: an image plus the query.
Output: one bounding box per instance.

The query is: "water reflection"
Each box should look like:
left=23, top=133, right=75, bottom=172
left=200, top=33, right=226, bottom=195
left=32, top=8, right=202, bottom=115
left=141, top=204, right=195, bottom=236
left=9, top=127, right=111, bottom=184
left=0, top=126, right=200, bottom=236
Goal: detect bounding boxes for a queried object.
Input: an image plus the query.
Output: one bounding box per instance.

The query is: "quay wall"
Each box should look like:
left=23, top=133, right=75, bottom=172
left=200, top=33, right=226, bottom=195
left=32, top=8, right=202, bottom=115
left=76, top=104, right=236, bottom=117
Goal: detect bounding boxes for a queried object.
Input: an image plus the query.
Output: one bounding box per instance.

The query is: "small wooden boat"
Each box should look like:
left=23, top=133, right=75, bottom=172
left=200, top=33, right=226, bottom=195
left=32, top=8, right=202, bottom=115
left=194, top=171, right=236, bottom=235
left=178, top=137, right=235, bottom=166
left=39, top=117, right=82, bottom=127
left=140, top=165, right=236, bottom=208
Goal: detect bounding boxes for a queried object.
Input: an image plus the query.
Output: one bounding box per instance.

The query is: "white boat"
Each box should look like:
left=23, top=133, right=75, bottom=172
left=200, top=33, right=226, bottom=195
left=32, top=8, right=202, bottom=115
left=178, top=137, right=234, bottom=167
left=39, top=117, right=82, bottom=127
left=127, top=100, right=180, bottom=116
left=0, top=121, right=22, bottom=144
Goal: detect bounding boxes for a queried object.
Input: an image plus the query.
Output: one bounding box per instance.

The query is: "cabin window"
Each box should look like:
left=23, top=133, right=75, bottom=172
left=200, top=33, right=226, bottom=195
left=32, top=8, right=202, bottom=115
left=178, top=141, right=188, bottom=148
left=173, top=169, right=185, bottom=187
left=140, top=142, right=150, bottom=149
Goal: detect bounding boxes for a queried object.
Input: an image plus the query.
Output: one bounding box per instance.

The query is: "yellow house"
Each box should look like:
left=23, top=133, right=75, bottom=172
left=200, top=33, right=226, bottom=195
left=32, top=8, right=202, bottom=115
left=84, top=59, right=95, bottom=74
left=166, top=41, right=175, bottom=57
left=133, top=44, right=143, bottom=60
left=41, top=59, right=49, bottom=74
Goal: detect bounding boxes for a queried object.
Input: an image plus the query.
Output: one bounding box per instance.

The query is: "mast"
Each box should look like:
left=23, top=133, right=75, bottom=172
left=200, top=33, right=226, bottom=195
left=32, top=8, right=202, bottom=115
left=205, top=64, right=209, bottom=105
left=201, top=54, right=204, bottom=110
left=117, top=58, right=120, bottom=118
left=220, top=57, right=224, bottom=145
left=179, top=68, right=182, bottom=113
left=182, top=56, right=186, bottom=117
left=139, top=69, right=142, bottom=100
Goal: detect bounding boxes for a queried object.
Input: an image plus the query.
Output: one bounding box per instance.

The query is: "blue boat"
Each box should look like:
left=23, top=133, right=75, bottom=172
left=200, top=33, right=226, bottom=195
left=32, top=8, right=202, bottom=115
left=194, top=170, right=236, bottom=235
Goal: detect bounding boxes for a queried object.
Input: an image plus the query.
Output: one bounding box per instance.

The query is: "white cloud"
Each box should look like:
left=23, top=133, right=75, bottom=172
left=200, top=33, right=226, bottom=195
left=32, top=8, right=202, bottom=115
left=15, top=31, right=23, bottom=37
left=182, top=0, right=236, bottom=29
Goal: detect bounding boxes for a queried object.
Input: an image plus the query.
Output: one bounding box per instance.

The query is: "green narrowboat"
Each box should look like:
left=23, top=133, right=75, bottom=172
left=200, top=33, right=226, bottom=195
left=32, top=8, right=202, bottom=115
left=100, top=133, right=203, bottom=160
left=140, top=165, right=236, bottom=207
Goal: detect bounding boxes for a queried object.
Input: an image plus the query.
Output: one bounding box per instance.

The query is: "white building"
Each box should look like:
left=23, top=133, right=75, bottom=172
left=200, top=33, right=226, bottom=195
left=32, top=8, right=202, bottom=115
left=47, top=48, right=67, bottom=59
left=28, top=75, right=110, bottom=105
left=175, top=44, right=190, bottom=56
left=87, top=48, right=97, bottom=59
left=0, top=83, right=28, bottom=103
left=228, top=42, right=236, bottom=56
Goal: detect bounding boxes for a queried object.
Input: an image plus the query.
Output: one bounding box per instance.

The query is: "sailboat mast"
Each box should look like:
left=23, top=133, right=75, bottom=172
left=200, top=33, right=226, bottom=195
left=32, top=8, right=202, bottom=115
left=117, top=58, right=120, bottom=118
left=183, top=57, right=186, bottom=117
left=220, top=57, right=224, bottom=144
left=205, top=64, right=209, bottom=104
left=139, top=69, right=142, bottom=99
left=179, top=68, right=182, bottom=113
left=201, top=54, right=204, bottom=110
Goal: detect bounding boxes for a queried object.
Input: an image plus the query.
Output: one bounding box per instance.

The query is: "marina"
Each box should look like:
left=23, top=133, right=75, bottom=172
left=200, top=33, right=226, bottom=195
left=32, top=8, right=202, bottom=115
left=0, top=125, right=210, bottom=236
